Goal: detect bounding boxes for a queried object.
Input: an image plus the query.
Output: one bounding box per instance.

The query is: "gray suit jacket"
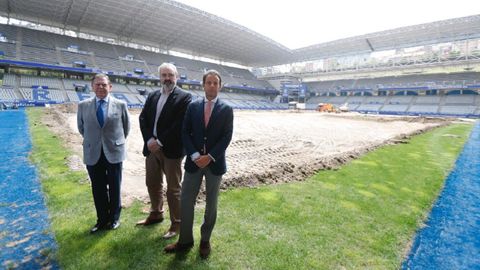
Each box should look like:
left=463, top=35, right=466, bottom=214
left=77, top=95, right=130, bottom=165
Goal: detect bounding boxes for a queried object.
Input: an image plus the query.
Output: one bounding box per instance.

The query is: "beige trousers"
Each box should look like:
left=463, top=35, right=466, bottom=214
left=145, top=148, right=182, bottom=224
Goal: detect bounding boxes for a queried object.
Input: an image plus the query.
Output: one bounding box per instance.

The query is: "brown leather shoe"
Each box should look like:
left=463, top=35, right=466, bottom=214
left=199, top=241, right=211, bottom=259
left=136, top=215, right=164, bottom=226
left=164, top=242, right=194, bottom=253
left=162, top=230, right=178, bottom=239
left=162, top=223, right=179, bottom=239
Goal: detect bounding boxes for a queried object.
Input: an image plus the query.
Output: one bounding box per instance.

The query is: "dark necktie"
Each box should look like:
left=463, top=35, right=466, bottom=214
left=97, top=99, right=105, bottom=127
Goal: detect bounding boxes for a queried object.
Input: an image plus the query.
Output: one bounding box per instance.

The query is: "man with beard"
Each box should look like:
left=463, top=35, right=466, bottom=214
left=138, top=63, right=192, bottom=239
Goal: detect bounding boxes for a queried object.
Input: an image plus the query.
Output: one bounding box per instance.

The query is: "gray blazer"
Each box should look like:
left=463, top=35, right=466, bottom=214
left=77, top=95, right=130, bottom=165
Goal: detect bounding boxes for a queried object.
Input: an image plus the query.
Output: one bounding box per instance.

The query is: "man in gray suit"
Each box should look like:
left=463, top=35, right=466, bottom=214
left=77, top=74, right=130, bottom=233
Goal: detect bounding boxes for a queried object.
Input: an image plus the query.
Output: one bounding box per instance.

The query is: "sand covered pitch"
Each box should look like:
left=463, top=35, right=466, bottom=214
left=42, top=105, right=447, bottom=206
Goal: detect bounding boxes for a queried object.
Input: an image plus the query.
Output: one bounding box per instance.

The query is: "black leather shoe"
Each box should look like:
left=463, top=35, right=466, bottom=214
left=90, top=223, right=107, bottom=234
left=110, top=221, right=120, bottom=230
left=199, top=241, right=211, bottom=259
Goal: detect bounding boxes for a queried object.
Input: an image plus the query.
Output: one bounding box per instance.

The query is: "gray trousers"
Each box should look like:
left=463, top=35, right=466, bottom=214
left=178, top=167, right=222, bottom=244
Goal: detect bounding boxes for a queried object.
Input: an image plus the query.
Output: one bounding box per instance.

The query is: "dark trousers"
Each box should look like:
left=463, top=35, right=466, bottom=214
left=87, top=149, right=122, bottom=225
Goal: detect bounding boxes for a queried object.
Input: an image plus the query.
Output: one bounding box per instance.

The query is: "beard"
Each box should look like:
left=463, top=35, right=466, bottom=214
left=162, top=80, right=176, bottom=91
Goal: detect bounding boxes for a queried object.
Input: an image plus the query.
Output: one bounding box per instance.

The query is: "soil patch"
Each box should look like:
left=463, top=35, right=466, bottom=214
left=42, top=105, right=449, bottom=206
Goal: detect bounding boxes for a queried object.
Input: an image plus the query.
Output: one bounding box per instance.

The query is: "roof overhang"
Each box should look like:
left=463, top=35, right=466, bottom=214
left=0, top=0, right=479, bottom=67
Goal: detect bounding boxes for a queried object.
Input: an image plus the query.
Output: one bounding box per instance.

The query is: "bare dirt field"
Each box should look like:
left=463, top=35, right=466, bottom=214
left=42, top=104, right=448, bottom=206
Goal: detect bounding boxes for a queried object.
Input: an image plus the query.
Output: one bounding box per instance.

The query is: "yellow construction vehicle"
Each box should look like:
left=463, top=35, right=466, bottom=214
left=317, top=103, right=336, bottom=113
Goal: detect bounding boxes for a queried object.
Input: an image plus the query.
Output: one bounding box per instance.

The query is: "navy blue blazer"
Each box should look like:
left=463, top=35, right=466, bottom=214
left=182, top=98, right=234, bottom=175
left=139, top=86, right=192, bottom=159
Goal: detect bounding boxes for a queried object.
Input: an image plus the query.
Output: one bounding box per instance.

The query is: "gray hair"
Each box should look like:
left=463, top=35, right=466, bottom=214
left=158, top=63, right=178, bottom=76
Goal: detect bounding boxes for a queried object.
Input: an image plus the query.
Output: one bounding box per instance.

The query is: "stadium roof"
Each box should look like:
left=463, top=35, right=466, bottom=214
left=0, top=0, right=479, bottom=67
left=0, top=0, right=295, bottom=66
left=293, top=15, right=480, bottom=62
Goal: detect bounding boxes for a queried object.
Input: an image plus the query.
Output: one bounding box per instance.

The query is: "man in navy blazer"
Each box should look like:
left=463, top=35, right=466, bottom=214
left=164, top=70, right=233, bottom=258
left=138, top=63, right=192, bottom=239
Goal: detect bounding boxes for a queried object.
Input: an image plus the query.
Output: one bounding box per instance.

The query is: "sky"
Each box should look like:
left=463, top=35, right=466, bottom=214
left=176, top=0, right=479, bottom=49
